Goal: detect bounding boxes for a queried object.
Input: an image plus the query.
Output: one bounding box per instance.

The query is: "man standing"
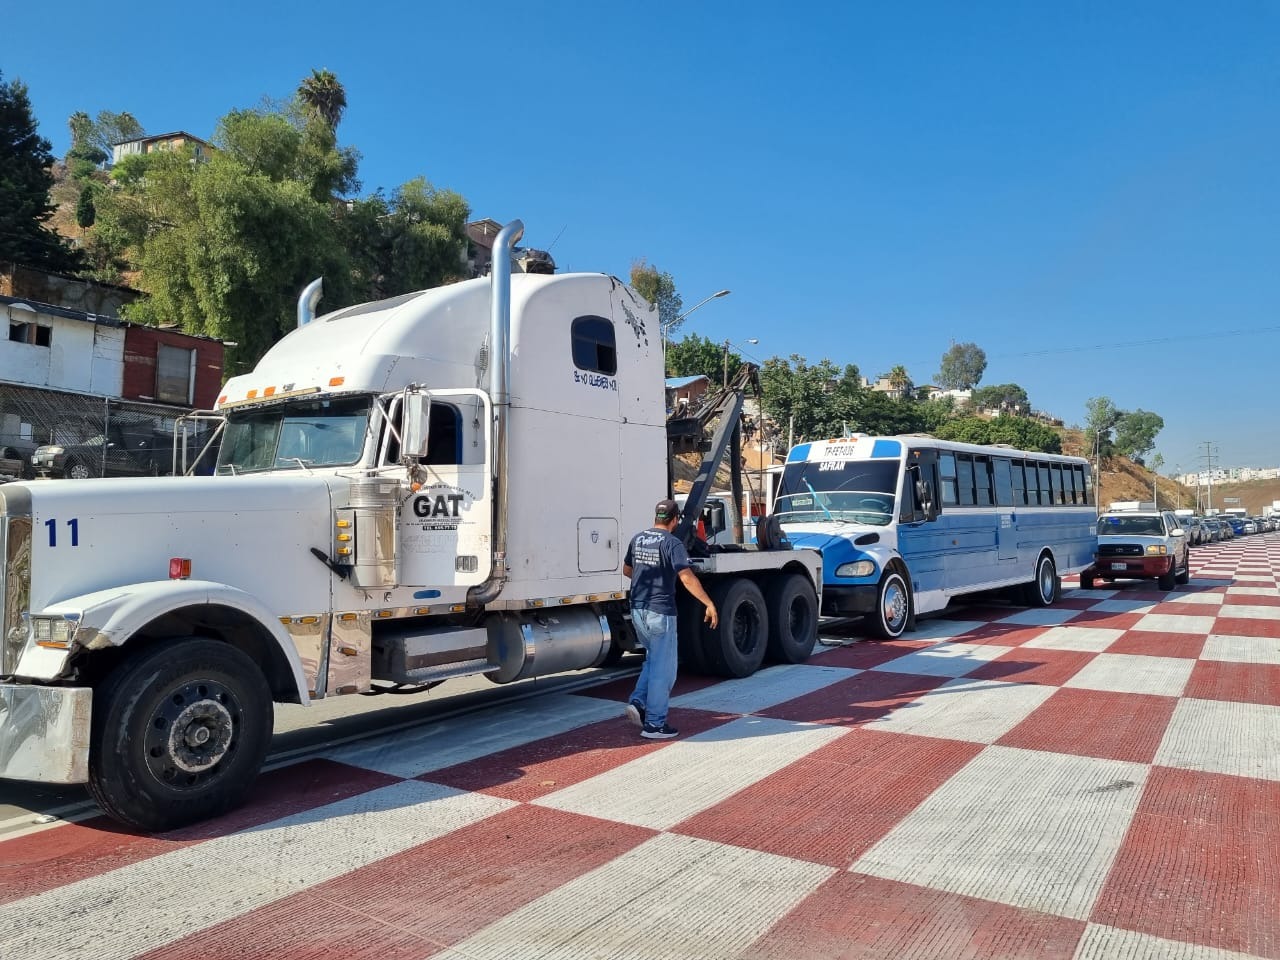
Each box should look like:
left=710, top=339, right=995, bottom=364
left=623, top=499, right=718, bottom=739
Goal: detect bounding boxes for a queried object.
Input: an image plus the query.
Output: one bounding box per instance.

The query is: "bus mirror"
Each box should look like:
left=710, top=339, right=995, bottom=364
left=916, top=478, right=936, bottom=519
left=402, top=391, right=431, bottom=460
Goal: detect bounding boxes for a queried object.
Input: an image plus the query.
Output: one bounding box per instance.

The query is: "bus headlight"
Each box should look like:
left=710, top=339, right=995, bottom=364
left=1145, top=545, right=1167, bottom=556
left=835, top=560, right=877, bottom=578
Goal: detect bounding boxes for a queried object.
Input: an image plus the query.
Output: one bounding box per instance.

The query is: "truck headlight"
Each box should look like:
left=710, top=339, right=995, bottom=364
left=30, top=615, right=78, bottom=649
left=1146, top=545, right=1167, bottom=556
left=835, top=560, right=877, bottom=578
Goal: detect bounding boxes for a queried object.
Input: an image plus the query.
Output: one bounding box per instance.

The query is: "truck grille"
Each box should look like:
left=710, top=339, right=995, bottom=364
left=1098, top=544, right=1144, bottom=558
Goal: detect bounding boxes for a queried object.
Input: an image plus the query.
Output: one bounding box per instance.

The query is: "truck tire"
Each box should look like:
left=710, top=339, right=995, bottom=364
left=701, top=577, right=769, bottom=678
left=676, top=592, right=710, bottom=674
left=1022, top=553, right=1059, bottom=607
left=764, top=572, right=818, bottom=664
left=87, top=638, right=273, bottom=832
left=869, top=569, right=912, bottom=639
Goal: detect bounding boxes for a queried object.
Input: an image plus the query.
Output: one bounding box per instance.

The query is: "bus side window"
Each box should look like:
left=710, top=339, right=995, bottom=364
left=1083, top=464, right=1094, bottom=505
left=1025, top=458, right=1041, bottom=505
left=1011, top=459, right=1027, bottom=505
left=957, top=454, right=976, bottom=506
left=1073, top=465, right=1087, bottom=505
left=1063, top=465, right=1077, bottom=504
left=939, top=452, right=958, bottom=506
left=974, top=456, right=993, bottom=506
left=993, top=458, right=1014, bottom=507
left=1051, top=464, right=1065, bottom=505
left=1038, top=463, right=1051, bottom=507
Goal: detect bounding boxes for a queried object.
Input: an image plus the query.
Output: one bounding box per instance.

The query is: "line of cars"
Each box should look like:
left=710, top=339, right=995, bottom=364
left=1080, top=504, right=1275, bottom=591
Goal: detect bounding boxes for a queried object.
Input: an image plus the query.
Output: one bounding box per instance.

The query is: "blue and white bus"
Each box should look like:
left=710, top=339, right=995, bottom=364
left=773, top=435, right=1096, bottom=637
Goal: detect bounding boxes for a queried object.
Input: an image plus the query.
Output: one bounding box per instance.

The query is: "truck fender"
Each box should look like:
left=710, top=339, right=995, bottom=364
left=44, top=579, right=310, bottom=705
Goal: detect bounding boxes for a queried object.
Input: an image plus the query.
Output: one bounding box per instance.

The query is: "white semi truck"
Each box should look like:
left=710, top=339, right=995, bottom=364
left=0, top=221, right=821, bottom=831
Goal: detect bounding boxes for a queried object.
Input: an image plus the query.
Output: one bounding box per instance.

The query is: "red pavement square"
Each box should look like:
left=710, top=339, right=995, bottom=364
left=1221, top=593, right=1280, bottom=607
left=576, top=671, right=720, bottom=704
left=134, top=806, right=656, bottom=960
left=761, top=670, right=950, bottom=727
left=423, top=709, right=733, bottom=801
left=1091, top=766, right=1280, bottom=959
left=674, top=729, right=981, bottom=868
left=997, top=688, right=1178, bottom=764
left=1107, top=630, right=1208, bottom=659
left=0, top=759, right=398, bottom=906
left=1214, top=616, right=1280, bottom=638
left=808, top=638, right=935, bottom=670
left=966, top=648, right=1095, bottom=686
left=1064, top=610, right=1144, bottom=630
left=947, top=621, right=1052, bottom=647
left=741, top=872, right=1085, bottom=960
left=1183, top=660, right=1280, bottom=707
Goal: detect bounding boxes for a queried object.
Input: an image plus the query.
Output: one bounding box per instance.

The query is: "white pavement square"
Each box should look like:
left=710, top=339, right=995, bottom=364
left=1023, top=626, right=1125, bottom=653
left=863, top=677, right=1055, bottom=744
left=1200, top=633, right=1280, bottom=665
left=533, top=715, right=846, bottom=830
left=900, top=618, right=991, bottom=641
left=440, top=833, right=834, bottom=960
left=1162, top=592, right=1227, bottom=606
left=1131, top=613, right=1217, bottom=634
left=1217, top=603, right=1280, bottom=620
left=1073, top=923, right=1266, bottom=960
left=672, top=663, right=860, bottom=715
left=1086, top=599, right=1161, bottom=614
left=866, top=641, right=1011, bottom=678
left=1226, top=586, right=1280, bottom=596
left=999, top=608, right=1085, bottom=626
left=852, top=745, right=1149, bottom=920
left=1062, top=653, right=1195, bottom=697
left=1156, top=698, right=1280, bottom=782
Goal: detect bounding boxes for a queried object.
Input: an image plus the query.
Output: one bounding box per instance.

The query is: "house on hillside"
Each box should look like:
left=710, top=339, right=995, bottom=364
left=111, top=131, right=215, bottom=166
left=665, top=374, right=711, bottom=415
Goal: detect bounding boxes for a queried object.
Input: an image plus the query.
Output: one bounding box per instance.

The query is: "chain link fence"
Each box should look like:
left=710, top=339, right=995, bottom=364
left=0, top=383, right=219, bottom=479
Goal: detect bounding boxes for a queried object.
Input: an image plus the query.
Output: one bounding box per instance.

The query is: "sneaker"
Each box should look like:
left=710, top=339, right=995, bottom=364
left=641, top=722, right=678, bottom=740
left=624, top=700, right=646, bottom=729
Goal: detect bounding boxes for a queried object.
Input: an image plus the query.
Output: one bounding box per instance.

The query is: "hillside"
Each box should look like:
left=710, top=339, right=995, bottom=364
left=1059, top=428, right=1192, bottom=510
left=1187, top=479, right=1280, bottom=516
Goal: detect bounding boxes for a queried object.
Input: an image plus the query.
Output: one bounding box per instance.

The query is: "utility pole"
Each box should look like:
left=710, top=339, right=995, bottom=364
left=1201, top=441, right=1216, bottom=512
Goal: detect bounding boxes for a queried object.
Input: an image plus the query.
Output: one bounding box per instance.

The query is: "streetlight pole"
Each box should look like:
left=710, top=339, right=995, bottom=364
left=723, top=338, right=759, bottom=387
left=662, top=289, right=730, bottom=349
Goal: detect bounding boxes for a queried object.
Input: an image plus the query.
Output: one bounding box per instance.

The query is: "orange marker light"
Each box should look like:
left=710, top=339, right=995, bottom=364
left=247, top=389, right=258, bottom=399
left=169, top=558, right=192, bottom=580
left=264, top=386, right=276, bottom=397
left=329, top=376, right=345, bottom=387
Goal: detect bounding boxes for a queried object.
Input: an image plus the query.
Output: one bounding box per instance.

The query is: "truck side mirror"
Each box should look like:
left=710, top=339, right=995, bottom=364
left=401, top=391, right=431, bottom=460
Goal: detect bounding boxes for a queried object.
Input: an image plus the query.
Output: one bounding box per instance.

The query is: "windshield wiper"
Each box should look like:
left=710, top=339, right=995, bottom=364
left=803, top=479, right=835, bottom=522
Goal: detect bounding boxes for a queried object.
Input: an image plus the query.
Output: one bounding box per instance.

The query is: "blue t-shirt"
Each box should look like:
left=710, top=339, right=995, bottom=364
left=625, top=527, right=691, bottom=616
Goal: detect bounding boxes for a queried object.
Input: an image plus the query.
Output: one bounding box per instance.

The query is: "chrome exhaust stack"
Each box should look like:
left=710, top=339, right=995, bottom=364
left=297, top=278, right=324, bottom=328
left=469, top=219, right=524, bottom=605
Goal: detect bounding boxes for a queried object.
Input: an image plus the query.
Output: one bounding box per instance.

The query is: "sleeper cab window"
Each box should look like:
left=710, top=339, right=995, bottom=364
left=571, top=315, right=617, bottom=375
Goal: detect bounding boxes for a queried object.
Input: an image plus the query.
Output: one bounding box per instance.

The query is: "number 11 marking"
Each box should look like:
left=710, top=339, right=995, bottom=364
left=45, top=518, right=80, bottom=547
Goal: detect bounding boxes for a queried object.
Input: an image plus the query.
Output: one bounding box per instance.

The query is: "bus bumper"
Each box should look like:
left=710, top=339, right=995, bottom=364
left=822, top=584, right=878, bottom=616
left=0, top=684, right=91, bottom=783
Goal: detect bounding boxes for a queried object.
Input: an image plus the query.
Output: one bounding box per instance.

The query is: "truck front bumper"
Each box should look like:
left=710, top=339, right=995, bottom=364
left=0, top=684, right=91, bottom=783
left=821, top=584, right=878, bottom=616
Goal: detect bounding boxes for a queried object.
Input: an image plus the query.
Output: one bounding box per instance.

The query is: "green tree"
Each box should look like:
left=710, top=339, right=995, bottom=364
left=851, top=390, right=926, bottom=435
left=915, top=394, right=958, bottom=432
left=343, top=177, right=470, bottom=300
left=117, top=116, right=354, bottom=372
left=969, top=382, right=1029, bottom=414
left=74, top=183, right=96, bottom=229
left=298, top=69, right=348, bottom=130
left=630, top=260, right=683, bottom=335
left=936, top=341, right=987, bottom=390
left=1084, top=396, right=1121, bottom=459
left=0, top=71, right=80, bottom=272
left=1113, top=409, right=1164, bottom=461
left=935, top=415, right=1062, bottom=453
left=760, top=355, right=863, bottom=442
left=666, top=333, right=733, bottom=382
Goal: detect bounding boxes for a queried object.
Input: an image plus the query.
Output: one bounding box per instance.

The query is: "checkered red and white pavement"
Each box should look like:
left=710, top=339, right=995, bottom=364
left=3, top=536, right=1280, bottom=959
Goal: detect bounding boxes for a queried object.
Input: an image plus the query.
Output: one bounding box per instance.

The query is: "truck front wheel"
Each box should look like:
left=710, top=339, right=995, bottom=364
left=87, top=638, right=273, bottom=832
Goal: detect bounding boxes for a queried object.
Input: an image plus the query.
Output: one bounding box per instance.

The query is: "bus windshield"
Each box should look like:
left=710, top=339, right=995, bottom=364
left=774, top=458, right=900, bottom=526
left=216, top=396, right=370, bottom=474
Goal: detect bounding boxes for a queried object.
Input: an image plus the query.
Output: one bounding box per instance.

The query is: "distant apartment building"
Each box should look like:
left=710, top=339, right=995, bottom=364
left=111, top=131, right=215, bottom=166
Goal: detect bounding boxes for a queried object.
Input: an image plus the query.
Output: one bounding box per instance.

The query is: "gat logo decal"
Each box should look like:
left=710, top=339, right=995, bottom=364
left=414, top=493, right=464, bottom=519
left=410, top=484, right=473, bottom=532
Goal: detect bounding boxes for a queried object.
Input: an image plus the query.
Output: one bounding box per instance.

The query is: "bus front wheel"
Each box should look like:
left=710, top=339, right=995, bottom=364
left=870, top=570, right=912, bottom=639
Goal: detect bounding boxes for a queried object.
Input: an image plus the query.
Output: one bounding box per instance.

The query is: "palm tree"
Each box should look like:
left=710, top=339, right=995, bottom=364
left=882, top=364, right=912, bottom=399
left=298, top=69, right=347, bottom=130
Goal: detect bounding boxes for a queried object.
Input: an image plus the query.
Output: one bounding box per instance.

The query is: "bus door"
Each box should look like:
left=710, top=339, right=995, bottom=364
left=993, top=457, right=1019, bottom=566
left=898, top=447, right=945, bottom=610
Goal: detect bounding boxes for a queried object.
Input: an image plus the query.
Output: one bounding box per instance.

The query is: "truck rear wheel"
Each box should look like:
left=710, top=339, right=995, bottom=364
left=701, top=577, right=768, bottom=678
left=87, top=638, right=273, bottom=832
left=676, top=593, right=711, bottom=674
left=764, top=573, right=818, bottom=664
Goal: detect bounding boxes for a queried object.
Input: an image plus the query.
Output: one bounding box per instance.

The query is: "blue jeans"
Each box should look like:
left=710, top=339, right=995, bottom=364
left=629, top=607, right=679, bottom=728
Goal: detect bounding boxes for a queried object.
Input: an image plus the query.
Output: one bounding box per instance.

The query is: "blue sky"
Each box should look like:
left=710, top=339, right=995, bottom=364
left=7, top=1, right=1277, bottom=470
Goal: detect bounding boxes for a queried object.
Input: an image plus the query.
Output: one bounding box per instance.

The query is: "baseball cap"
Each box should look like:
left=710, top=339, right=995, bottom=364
left=654, top=499, right=680, bottom=521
